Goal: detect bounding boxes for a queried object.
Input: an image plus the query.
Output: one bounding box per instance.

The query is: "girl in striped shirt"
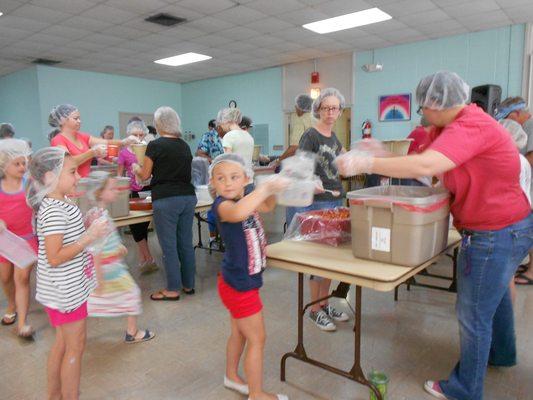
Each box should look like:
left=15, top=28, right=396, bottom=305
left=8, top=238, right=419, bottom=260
left=27, top=147, right=108, bottom=400
left=85, top=171, right=155, bottom=344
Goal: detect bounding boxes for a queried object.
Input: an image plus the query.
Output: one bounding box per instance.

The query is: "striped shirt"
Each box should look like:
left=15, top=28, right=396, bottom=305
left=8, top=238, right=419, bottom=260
left=36, top=198, right=96, bottom=312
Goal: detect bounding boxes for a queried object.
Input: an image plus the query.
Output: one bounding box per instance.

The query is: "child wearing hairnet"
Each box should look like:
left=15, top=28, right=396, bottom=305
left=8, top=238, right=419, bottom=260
left=84, top=171, right=155, bottom=343
left=209, top=153, right=290, bottom=400
left=0, top=139, right=36, bottom=338
left=27, top=147, right=108, bottom=399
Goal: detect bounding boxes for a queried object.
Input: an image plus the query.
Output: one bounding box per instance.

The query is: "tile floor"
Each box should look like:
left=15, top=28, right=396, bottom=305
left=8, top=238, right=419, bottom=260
left=1, top=225, right=532, bottom=399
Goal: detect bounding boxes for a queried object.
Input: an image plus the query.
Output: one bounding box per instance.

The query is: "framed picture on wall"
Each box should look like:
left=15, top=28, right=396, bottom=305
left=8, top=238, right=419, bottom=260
left=378, top=93, right=411, bottom=122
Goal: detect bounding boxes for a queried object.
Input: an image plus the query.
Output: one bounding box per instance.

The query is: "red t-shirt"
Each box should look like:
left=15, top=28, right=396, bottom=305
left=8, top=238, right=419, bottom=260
left=429, top=104, right=530, bottom=230
left=407, top=126, right=432, bottom=154
left=51, top=132, right=92, bottom=177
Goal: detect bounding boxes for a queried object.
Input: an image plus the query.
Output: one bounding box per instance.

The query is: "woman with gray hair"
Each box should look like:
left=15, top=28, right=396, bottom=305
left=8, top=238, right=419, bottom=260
left=336, top=71, right=532, bottom=400
left=134, top=106, right=196, bottom=300
left=217, top=107, right=254, bottom=169
left=286, top=87, right=349, bottom=333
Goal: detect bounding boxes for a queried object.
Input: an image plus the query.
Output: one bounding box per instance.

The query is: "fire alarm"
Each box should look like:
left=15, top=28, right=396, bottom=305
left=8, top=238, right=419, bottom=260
left=311, top=71, right=319, bottom=84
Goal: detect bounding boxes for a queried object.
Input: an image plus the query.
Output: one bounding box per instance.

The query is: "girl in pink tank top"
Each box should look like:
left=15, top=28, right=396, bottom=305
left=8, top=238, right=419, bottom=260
left=0, top=139, right=36, bottom=339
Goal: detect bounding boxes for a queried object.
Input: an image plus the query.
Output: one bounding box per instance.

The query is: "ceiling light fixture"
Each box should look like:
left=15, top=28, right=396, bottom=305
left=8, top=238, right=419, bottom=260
left=302, top=7, right=392, bottom=34
left=0, top=12, right=3, bottom=17
left=154, top=52, right=212, bottom=67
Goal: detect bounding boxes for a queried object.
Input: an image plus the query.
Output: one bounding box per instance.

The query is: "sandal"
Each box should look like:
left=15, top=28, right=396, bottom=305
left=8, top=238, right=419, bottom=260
left=1, top=312, right=17, bottom=326
left=150, top=291, right=180, bottom=301
left=183, top=288, right=195, bottom=295
left=514, top=273, right=533, bottom=285
left=515, top=264, right=528, bottom=275
left=125, top=329, right=155, bottom=344
left=17, top=325, right=35, bottom=341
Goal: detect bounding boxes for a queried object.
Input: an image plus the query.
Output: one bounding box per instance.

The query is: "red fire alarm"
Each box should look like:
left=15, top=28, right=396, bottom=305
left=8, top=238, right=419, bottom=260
left=311, top=71, right=319, bottom=84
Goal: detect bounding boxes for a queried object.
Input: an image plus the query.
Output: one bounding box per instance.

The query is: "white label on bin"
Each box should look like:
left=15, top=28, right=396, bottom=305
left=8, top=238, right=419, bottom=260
left=371, top=227, right=391, bottom=252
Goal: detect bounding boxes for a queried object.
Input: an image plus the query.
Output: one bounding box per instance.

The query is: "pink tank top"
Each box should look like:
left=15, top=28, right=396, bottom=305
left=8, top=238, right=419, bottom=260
left=51, top=132, right=92, bottom=177
left=0, top=177, right=34, bottom=238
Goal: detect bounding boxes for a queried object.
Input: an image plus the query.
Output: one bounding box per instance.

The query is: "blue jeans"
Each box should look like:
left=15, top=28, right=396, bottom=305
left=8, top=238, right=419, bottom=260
left=440, top=213, right=532, bottom=400
left=286, top=199, right=344, bottom=226
left=152, top=195, right=197, bottom=291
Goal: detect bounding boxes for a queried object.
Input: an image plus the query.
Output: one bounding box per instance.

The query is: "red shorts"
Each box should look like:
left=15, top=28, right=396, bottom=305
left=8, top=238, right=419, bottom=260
left=45, top=302, right=88, bottom=328
left=217, top=275, right=262, bottom=319
left=0, top=236, right=38, bottom=264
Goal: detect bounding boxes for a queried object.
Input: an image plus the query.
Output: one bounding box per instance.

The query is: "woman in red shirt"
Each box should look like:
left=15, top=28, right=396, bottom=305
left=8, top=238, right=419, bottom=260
left=337, top=71, right=532, bottom=400
left=49, top=104, right=135, bottom=177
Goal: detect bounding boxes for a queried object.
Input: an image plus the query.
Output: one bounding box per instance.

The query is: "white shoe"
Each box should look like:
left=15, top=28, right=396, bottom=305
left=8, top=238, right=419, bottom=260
left=248, top=396, right=288, bottom=400
left=224, top=376, right=249, bottom=395
left=424, top=380, right=448, bottom=399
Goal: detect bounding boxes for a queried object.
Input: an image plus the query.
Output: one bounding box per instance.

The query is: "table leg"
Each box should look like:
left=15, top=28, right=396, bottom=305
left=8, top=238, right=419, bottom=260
left=194, top=212, right=203, bottom=249
left=280, top=275, right=382, bottom=400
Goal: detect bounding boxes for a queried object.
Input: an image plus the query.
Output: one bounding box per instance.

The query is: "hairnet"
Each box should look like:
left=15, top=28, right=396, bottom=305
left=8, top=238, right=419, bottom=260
left=494, top=101, right=527, bottom=120
left=240, top=116, right=253, bottom=129
left=295, top=94, right=313, bottom=112
left=48, top=104, right=78, bottom=128
left=126, top=120, right=148, bottom=136
left=312, top=87, right=346, bottom=119
left=0, top=123, right=15, bottom=138
left=499, top=119, right=528, bottom=150
left=209, top=153, right=252, bottom=179
left=154, top=106, right=181, bottom=136
left=216, top=108, right=242, bottom=125
left=26, top=147, right=67, bottom=211
left=0, top=139, right=31, bottom=178
left=415, top=71, right=470, bottom=110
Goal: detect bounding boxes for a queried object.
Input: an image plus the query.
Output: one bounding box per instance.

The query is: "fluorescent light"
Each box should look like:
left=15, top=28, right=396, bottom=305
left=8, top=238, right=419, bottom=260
left=302, top=7, right=392, bottom=34
left=0, top=12, right=3, bottom=17
left=154, top=52, right=211, bottom=66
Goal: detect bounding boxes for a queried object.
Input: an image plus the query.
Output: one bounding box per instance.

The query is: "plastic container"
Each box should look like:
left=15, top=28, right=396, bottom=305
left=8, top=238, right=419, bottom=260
left=382, top=139, right=412, bottom=156
left=69, top=178, right=91, bottom=214
left=131, top=143, right=147, bottom=165
left=0, top=229, right=37, bottom=269
left=195, top=185, right=212, bottom=203
left=285, top=207, right=351, bottom=246
left=276, top=180, right=315, bottom=207
left=109, top=177, right=131, bottom=218
left=348, top=186, right=450, bottom=266
left=107, top=144, right=119, bottom=158
left=138, top=191, right=151, bottom=199
left=280, top=151, right=316, bottom=181
left=369, top=370, right=389, bottom=400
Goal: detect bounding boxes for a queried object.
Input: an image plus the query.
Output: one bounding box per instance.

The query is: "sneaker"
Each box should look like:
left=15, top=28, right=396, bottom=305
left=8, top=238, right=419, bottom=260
left=322, top=304, right=349, bottom=322
left=309, top=310, right=336, bottom=331
left=224, top=376, right=249, bottom=395
left=424, top=380, right=448, bottom=399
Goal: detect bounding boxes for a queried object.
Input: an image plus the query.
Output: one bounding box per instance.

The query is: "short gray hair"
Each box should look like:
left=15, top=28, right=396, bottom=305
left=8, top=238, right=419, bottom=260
left=295, top=94, right=313, bottom=112
left=126, top=120, right=148, bottom=136
left=0, top=123, right=15, bottom=138
left=154, top=106, right=181, bottom=136
left=216, top=107, right=242, bottom=125
left=312, top=88, right=346, bottom=119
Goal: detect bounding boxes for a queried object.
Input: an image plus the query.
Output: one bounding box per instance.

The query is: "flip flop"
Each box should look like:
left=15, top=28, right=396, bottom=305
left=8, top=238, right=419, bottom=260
left=1, top=312, right=17, bottom=326
left=125, top=329, right=155, bottom=344
left=514, top=273, right=533, bottom=285
left=515, top=264, right=528, bottom=275
left=183, top=288, right=195, bottom=295
left=150, top=291, right=180, bottom=301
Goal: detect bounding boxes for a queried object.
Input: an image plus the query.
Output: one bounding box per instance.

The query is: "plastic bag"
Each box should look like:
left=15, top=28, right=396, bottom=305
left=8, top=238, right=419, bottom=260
left=0, top=229, right=37, bottom=269
left=280, top=151, right=316, bottom=181
left=274, top=151, right=317, bottom=207
left=284, top=207, right=351, bottom=247
left=192, top=157, right=209, bottom=187
left=83, top=207, right=114, bottom=255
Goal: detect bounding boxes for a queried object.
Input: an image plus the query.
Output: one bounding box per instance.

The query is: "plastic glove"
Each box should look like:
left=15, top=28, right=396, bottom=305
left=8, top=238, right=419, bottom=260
left=132, top=163, right=142, bottom=174
left=83, top=217, right=109, bottom=245
left=312, top=175, right=325, bottom=194
left=92, top=144, right=107, bottom=158
left=335, top=151, right=374, bottom=177
left=259, top=174, right=291, bottom=194
left=352, top=138, right=390, bottom=157
left=122, top=135, right=140, bottom=146
left=0, top=219, right=5, bottom=233
left=268, top=159, right=280, bottom=168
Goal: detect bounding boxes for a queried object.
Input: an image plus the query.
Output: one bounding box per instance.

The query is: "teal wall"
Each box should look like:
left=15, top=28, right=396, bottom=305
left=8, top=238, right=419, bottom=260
left=0, top=65, right=181, bottom=150
left=0, top=67, right=44, bottom=149
left=181, top=67, right=283, bottom=155
left=353, top=24, right=525, bottom=141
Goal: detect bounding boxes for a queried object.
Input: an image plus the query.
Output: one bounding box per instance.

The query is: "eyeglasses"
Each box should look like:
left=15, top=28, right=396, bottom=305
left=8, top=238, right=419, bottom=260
left=320, top=106, right=341, bottom=113
left=416, top=106, right=423, bottom=116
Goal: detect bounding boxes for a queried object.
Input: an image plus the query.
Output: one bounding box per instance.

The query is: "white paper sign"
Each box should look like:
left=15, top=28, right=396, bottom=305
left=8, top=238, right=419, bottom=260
left=371, top=227, right=391, bottom=252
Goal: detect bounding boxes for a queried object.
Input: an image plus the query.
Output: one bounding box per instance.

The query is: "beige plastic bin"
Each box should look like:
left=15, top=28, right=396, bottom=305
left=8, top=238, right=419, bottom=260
left=347, top=186, right=450, bottom=266
left=70, top=177, right=130, bottom=218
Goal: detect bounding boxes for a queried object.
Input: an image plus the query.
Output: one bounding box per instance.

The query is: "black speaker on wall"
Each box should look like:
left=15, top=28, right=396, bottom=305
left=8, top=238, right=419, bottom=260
left=471, top=84, right=502, bottom=117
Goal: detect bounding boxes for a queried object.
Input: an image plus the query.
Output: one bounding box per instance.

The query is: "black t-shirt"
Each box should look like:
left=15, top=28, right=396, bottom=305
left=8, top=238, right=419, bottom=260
left=145, top=137, right=196, bottom=201
left=299, top=127, right=344, bottom=201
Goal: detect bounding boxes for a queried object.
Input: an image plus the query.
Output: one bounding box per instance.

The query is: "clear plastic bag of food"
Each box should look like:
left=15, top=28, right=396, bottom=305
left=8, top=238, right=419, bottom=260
left=83, top=207, right=114, bottom=255
left=280, top=151, right=316, bottom=181
left=283, top=207, right=351, bottom=247
left=0, top=229, right=37, bottom=269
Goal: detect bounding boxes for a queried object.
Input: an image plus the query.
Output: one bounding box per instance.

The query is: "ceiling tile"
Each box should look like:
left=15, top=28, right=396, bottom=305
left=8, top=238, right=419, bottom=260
left=246, top=35, right=285, bottom=47
left=106, top=0, right=169, bottom=14
left=10, top=4, right=72, bottom=23
left=503, top=5, right=533, bottom=23
left=178, top=0, right=235, bottom=14
left=0, top=0, right=25, bottom=14
left=39, top=25, right=92, bottom=40
left=62, top=16, right=114, bottom=31
left=242, top=17, right=294, bottom=34
left=314, top=0, right=374, bottom=17
left=245, top=0, right=304, bottom=16
left=79, top=4, right=137, bottom=23
left=378, top=27, right=427, bottom=43
left=441, top=0, right=500, bottom=19
left=379, top=0, right=437, bottom=18
left=0, top=15, right=50, bottom=32
left=397, top=9, right=451, bottom=26
left=213, top=5, right=268, bottom=25
left=101, top=25, right=150, bottom=40
left=218, top=26, right=262, bottom=40
left=277, top=7, right=329, bottom=25
left=84, top=33, right=125, bottom=46
left=31, top=0, right=96, bottom=14
left=189, top=34, right=234, bottom=47
left=155, top=4, right=205, bottom=20
left=184, top=16, right=235, bottom=33
left=158, top=25, right=206, bottom=40
left=25, top=32, right=73, bottom=47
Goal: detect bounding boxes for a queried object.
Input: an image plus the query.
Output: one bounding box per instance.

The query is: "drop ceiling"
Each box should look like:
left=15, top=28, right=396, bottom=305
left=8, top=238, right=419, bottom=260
left=0, top=0, right=532, bottom=83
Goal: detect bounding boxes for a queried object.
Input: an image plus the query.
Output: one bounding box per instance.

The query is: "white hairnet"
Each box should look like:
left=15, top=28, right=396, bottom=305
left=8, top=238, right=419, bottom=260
left=216, top=108, right=242, bottom=125
left=209, top=153, right=252, bottom=179
left=500, top=119, right=528, bottom=150
left=295, top=94, right=313, bottom=112
left=312, top=88, right=346, bottom=119
left=416, top=71, right=470, bottom=110
left=154, top=106, right=181, bottom=136
left=0, top=139, right=31, bottom=178
left=26, top=147, right=67, bottom=211
left=126, top=120, right=148, bottom=136
left=0, top=123, right=15, bottom=138
left=48, top=104, right=78, bottom=128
